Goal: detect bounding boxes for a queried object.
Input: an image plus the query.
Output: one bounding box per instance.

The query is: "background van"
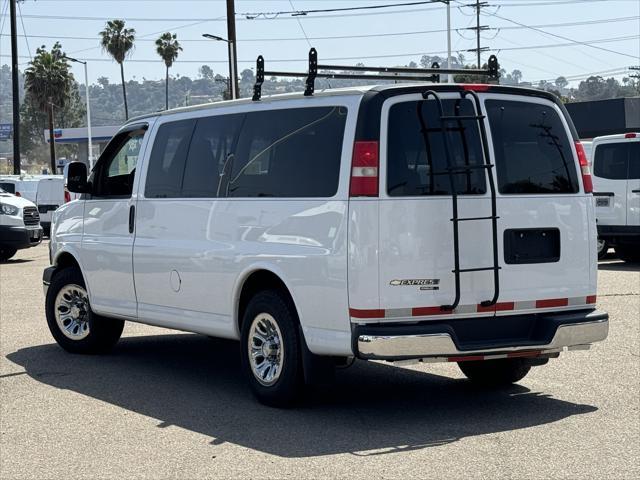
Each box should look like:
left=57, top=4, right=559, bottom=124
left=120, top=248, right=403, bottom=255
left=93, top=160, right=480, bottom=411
left=592, top=133, right=640, bottom=261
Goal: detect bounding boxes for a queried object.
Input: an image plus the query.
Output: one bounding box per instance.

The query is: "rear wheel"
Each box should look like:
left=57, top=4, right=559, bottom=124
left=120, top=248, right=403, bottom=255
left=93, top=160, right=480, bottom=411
left=240, top=290, right=303, bottom=407
left=0, top=247, right=17, bottom=262
left=45, top=267, right=124, bottom=354
left=458, top=358, right=531, bottom=386
left=596, top=238, right=608, bottom=260
left=616, top=245, right=640, bottom=263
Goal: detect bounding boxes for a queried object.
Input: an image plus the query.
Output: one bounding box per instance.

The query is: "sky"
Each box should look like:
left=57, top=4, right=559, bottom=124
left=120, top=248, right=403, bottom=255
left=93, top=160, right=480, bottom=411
left=0, top=0, right=639, bottom=87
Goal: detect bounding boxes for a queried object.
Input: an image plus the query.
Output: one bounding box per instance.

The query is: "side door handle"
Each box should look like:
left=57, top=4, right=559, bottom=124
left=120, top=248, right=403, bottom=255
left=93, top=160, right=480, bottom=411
left=632, top=189, right=640, bottom=194
left=128, top=205, right=135, bottom=234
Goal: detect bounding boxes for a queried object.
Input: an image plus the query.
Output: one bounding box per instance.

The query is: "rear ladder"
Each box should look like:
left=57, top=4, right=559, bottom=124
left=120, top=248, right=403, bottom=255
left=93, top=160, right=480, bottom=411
left=421, top=89, right=500, bottom=311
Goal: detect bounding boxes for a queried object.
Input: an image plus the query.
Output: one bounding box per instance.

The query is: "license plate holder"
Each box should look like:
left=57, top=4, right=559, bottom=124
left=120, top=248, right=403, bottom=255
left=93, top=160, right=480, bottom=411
left=595, top=197, right=610, bottom=207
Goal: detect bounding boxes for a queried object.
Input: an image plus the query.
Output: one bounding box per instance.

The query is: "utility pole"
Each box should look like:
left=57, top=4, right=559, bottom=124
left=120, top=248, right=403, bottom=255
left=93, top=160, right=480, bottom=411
left=464, top=1, right=489, bottom=68
left=9, top=0, right=21, bottom=174
left=446, top=1, right=452, bottom=83
left=226, top=0, right=240, bottom=99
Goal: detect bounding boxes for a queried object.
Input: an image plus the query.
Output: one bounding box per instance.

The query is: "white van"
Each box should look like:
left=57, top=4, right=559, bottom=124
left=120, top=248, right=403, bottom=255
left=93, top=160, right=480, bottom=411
left=36, top=176, right=65, bottom=235
left=0, top=187, right=43, bottom=261
left=0, top=176, right=39, bottom=203
left=44, top=80, right=608, bottom=406
left=592, top=133, right=640, bottom=261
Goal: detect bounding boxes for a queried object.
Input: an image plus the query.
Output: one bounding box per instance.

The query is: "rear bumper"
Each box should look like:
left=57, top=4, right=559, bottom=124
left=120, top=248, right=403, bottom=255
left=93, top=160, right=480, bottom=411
left=355, top=309, right=609, bottom=361
left=0, top=225, right=43, bottom=250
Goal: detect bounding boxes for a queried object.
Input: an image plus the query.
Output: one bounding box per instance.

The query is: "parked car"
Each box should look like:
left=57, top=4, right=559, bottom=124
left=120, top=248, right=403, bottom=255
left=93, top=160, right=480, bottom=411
left=44, top=83, right=608, bottom=406
left=0, top=187, right=43, bottom=261
left=592, top=132, right=640, bottom=261
left=36, top=176, right=65, bottom=236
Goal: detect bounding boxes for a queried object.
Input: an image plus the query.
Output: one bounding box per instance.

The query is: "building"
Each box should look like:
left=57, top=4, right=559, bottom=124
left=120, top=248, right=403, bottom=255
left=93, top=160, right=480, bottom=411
left=565, top=97, right=640, bottom=140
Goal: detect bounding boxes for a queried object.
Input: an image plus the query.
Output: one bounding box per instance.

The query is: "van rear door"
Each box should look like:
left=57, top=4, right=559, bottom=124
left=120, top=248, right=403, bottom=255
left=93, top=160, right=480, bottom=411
left=373, top=91, right=594, bottom=323
left=592, top=139, right=634, bottom=227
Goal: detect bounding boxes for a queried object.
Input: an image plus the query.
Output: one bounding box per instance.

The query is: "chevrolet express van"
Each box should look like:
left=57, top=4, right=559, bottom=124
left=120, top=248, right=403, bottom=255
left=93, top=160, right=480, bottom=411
left=44, top=83, right=609, bottom=406
left=592, top=133, right=640, bottom=262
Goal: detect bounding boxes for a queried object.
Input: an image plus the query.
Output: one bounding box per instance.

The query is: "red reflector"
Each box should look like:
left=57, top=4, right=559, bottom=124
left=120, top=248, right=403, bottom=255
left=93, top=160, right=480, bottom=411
left=349, top=308, right=385, bottom=319
left=350, top=141, right=379, bottom=197
left=462, top=84, right=491, bottom=92
left=15, top=191, right=21, bottom=197
left=536, top=298, right=569, bottom=308
left=586, top=295, right=597, bottom=304
left=575, top=141, right=593, bottom=193
left=64, top=189, right=71, bottom=203
left=624, top=133, right=637, bottom=139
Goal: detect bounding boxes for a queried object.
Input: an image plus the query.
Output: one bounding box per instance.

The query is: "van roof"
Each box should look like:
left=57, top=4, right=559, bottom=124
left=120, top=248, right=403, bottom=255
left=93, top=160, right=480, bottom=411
left=127, top=83, right=563, bottom=124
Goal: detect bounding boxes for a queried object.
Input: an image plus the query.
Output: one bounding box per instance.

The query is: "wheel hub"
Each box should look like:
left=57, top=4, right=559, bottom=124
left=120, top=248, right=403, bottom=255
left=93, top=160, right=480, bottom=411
left=54, top=284, right=91, bottom=341
left=248, top=314, right=284, bottom=386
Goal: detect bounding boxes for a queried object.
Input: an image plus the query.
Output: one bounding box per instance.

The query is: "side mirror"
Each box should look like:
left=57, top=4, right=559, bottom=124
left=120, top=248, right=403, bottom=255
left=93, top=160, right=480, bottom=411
left=65, top=162, right=91, bottom=194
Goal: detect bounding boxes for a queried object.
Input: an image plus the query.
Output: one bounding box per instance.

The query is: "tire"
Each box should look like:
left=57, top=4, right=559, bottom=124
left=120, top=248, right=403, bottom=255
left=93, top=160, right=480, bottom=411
left=458, top=358, right=531, bottom=386
left=616, top=245, right=640, bottom=263
left=240, top=290, right=303, bottom=407
left=0, top=247, right=17, bottom=262
left=45, top=267, right=124, bottom=354
left=596, top=238, right=608, bottom=260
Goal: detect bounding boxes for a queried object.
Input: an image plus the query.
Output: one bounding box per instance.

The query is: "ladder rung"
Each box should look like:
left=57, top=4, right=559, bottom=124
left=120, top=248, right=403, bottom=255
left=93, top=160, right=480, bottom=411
left=454, top=266, right=502, bottom=273
left=440, top=115, right=485, bottom=121
left=451, top=216, right=500, bottom=222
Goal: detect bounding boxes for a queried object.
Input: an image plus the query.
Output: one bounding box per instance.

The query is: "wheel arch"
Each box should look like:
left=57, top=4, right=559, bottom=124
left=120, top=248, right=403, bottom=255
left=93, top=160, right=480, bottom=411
left=52, top=249, right=92, bottom=298
left=233, top=266, right=301, bottom=339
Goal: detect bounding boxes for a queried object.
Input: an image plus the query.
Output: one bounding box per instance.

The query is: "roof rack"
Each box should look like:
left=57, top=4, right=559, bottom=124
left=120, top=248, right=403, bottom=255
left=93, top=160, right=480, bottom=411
left=252, top=48, right=500, bottom=101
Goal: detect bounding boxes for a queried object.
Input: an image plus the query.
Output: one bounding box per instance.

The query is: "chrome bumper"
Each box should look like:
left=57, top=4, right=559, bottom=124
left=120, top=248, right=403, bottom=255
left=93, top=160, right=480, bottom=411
left=357, top=316, right=609, bottom=361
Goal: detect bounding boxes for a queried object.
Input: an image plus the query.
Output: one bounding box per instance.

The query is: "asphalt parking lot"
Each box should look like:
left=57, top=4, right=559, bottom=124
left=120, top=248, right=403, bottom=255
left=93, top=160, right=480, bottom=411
left=1, top=243, right=638, bottom=479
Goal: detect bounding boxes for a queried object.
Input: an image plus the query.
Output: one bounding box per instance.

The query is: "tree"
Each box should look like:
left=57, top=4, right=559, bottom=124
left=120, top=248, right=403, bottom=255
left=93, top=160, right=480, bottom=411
left=23, top=42, right=74, bottom=172
left=155, top=32, right=182, bottom=110
left=199, top=65, right=214, bottom=80
left=100, top=19, right=135, bottom=120
left=555, top=76, right=568, bottom=91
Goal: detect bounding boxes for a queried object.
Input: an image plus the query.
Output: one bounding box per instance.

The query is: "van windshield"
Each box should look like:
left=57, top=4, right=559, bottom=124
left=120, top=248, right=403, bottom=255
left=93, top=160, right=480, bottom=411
left=486, top=99, right=579, bottom=194
left=593, top=142, right=640, bottom=180
left=387, top=98, right=486, bottom=196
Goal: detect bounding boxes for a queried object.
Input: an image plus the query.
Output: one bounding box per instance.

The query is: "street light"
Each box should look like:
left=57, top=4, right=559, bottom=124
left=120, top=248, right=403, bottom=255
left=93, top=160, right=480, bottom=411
left=64, top=55, right=94, bottom=169
left=202, top=33, right=239, bottom=100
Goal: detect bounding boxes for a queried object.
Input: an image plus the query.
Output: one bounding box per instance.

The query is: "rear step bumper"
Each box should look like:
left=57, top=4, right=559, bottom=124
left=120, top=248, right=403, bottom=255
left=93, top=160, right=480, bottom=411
left=355, top=309, right=608, bottom=361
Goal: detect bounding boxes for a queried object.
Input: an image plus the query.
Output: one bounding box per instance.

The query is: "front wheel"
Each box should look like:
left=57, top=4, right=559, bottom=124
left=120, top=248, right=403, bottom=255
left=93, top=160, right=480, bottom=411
left=458, top=358, right=531, bottom=386
left=596, top=238, right=608, bottom=260
left=240, top=290, right=303, bottom=407
left=45, top=267, right=124, bottom=354
left=0, top=246, right=17, bottom=262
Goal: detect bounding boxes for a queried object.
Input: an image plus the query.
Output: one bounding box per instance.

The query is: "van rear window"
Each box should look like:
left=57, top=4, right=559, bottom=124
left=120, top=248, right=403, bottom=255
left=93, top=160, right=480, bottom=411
left=486, top=99, right=579, bottom=194
left=387, top=98, right=486, bottom=196
left=593, top=142, right=640, bottom=180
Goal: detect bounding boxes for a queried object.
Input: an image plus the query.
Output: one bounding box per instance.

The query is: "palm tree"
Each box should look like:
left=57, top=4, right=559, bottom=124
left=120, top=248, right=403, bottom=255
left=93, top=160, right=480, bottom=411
left=155, top=32, right=182, bottom=110
left=24, top=42, right=74, bottom=172
left=99, top=20, right=135, bottom=120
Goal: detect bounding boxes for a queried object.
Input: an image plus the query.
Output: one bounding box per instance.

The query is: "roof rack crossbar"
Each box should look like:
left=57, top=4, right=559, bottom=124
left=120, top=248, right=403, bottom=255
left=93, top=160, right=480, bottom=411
left=251, top=48, right=499, bottom=101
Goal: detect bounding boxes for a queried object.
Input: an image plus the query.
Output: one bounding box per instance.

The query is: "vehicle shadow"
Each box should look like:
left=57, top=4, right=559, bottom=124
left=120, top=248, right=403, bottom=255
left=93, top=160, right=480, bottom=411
left=7, top=334, right=597, bottom=458
left=598, top=260, right=640, bottom=272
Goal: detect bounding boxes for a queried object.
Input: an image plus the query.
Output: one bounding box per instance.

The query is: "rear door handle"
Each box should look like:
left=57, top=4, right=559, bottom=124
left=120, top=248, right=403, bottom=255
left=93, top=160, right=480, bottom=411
left=128, top=205, right=135, bottom=234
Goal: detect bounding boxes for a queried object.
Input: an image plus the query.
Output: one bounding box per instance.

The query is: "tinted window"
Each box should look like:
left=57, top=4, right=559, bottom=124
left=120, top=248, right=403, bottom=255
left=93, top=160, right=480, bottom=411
left=227, top=106, right=347, bottom=198
left=145, top=120, right=195, bottom=198
left=0, top=183, right=15, bottom=194
left=387, top=99, right=486, bottom=196
left=182, top=114, right=243, bottom=198
left=486, top=100, right=578, bottom=194
left=594, top=142, right=640, bottom=180
left=93, top=129, right=146, bottom=197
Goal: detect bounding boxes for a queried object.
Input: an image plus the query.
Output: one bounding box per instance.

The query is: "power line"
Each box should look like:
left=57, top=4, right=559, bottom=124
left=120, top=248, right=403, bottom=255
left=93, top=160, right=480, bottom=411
left=16, top=0, right=30, bottom=60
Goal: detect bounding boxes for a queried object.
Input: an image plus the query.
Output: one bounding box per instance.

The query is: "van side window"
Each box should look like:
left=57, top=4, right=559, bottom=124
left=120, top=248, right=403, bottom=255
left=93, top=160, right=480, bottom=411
left=144, top=120, right=196, bottom=198
left=93, top=129, right=145, bottom=197
left=486, top=100, right=579, bottom=194
left=228, top=106, right=347, bottom=198
left=182, top=114, right=244, bottom=198
left=594, top=143, right=640, bottom=180
left=387, top=99, right=486, bottom=196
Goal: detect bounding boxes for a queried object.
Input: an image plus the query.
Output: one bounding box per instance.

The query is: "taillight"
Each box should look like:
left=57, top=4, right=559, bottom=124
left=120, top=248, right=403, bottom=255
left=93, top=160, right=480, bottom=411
left=15, top=191, right=21, bottom=197
left=575, top=141, right=592, bottom=193
left=624, top=133, right=637, bottom=139
left=64, top=188, right=71, bottom=203
left=350, top=141, right=379, bottom=197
